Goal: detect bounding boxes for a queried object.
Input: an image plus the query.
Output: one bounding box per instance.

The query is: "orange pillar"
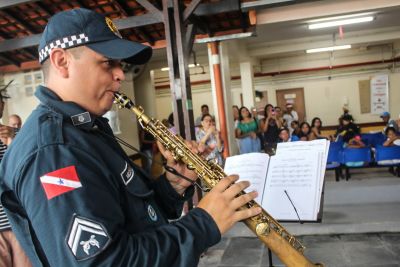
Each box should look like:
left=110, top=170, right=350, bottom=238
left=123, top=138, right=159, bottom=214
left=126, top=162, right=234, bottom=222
left=209, top=41, right=230, bottom=158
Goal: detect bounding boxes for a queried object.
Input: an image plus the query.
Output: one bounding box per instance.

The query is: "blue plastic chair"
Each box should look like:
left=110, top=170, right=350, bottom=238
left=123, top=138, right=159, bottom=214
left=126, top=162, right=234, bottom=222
left=361, top=133, right=386, bottom=147
left=326, top=141, right=343, bottom=181
left=327, top=142, right=342, bottom=168
left=341, top=147, right=372, bottom=180
left=375, top=145, right=400, bottom=164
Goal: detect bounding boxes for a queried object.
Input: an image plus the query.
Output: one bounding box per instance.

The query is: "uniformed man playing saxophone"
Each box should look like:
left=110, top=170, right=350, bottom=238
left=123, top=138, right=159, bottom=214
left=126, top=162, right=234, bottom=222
left=0, top=8, right=260, bottom=267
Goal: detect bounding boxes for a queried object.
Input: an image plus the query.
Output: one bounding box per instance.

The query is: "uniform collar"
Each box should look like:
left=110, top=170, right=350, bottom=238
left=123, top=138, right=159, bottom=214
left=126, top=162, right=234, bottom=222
left=35, top=85, right=99, bottom=129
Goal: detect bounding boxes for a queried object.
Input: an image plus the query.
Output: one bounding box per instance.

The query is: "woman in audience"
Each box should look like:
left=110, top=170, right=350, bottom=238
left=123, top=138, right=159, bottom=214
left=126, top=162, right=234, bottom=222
left=310, top=117, right=327, bottom=140
left=298, top=122, right=311, bottom=141
left=196, top=114, right=223, bottom=165
left=290, top=120, right=301, bottom=138
left=260, top=104, right=281, bottom=154
left=235, top=107, right=261, bottom=154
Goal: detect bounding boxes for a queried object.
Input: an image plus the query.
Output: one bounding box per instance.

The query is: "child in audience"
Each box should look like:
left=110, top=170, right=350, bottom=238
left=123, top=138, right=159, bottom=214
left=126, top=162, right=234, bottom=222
left=377, top=127, right=400, bottom=171
left=278, top=127, right=298, bottom=142
left=343, top=131, right=368, bottom=167
left=383, top=127, right=400, bottom=147
left=298, top=122, right=311, bottom=141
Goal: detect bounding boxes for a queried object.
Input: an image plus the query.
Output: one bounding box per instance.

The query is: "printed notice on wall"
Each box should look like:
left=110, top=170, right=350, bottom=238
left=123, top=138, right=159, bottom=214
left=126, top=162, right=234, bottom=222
left=370, top=74, right=389, bottom=115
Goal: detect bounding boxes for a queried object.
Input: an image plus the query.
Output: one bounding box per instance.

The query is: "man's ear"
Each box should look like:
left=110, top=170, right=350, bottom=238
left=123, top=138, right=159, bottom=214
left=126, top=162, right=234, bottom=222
left=49, top=48, right=70, bottom=78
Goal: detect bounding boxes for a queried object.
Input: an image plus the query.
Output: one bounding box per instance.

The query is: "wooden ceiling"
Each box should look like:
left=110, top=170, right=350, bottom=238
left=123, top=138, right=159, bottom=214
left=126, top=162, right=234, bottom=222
left=0, top=0, right=262, bottom=70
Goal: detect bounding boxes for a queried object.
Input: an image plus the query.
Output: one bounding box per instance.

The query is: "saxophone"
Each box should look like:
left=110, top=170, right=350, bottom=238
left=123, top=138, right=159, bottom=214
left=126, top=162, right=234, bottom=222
left=114, top=92, right=323, bottom=267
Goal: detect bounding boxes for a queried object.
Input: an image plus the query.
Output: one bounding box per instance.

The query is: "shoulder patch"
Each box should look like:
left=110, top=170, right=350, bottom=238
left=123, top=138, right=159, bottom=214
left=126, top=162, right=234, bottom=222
left=66, top=214, right=111, bottom=261
left=40, top=166, right=82, bottom=200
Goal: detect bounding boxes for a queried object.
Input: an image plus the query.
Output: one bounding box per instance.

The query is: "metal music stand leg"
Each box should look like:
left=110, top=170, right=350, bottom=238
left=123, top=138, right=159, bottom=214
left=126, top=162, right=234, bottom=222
left=268, top=248, right=274, bottom=266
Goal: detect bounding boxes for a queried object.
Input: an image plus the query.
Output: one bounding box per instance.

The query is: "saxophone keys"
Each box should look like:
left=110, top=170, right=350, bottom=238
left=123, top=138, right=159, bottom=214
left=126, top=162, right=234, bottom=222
left=255, top=222, right=270, bottom=236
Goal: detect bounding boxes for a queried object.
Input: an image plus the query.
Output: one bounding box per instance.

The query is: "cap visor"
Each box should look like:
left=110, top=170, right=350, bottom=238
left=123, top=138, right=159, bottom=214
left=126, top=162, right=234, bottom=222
left=87, top=38, right=152, bottom=65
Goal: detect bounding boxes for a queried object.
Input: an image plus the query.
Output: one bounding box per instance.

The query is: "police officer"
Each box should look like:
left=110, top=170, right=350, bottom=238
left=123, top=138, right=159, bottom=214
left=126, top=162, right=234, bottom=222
left=0, top=8, right=260, bottom=267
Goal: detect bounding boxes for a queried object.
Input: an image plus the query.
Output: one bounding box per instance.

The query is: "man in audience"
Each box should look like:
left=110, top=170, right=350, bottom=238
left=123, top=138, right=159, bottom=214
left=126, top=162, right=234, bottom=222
left=283, top=103, right=299, bottom=134
left=380, top=111, right=398, bottom=133
left=195, top=104, right=212, bottom=126
left=0, top=90, right=32, bottom=267
left=8, top=114, right=22, bottom=129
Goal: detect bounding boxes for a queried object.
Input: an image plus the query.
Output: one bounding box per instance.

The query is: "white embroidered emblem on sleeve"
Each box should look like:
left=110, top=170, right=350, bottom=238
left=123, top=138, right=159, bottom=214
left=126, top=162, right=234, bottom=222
left=66, top=214, right=111, bottom=261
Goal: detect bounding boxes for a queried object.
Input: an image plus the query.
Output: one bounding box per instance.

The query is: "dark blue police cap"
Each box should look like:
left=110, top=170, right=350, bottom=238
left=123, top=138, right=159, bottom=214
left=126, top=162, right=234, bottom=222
left=38, top=8, right=152, bottom=65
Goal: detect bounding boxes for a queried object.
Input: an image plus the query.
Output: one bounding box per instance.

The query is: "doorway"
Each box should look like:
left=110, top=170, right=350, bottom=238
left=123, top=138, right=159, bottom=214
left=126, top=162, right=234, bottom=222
left=276, top=88, right=306, bottom=123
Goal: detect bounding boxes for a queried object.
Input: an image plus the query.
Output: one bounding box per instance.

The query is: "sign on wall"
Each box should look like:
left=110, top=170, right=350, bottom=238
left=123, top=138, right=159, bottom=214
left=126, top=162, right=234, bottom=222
left=370, top=74, right=389, bottom=115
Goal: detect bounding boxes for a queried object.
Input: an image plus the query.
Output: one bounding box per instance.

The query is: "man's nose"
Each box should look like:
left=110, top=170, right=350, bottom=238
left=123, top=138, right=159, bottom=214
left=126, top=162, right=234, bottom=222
left=114, top=66, right=125, bottom=82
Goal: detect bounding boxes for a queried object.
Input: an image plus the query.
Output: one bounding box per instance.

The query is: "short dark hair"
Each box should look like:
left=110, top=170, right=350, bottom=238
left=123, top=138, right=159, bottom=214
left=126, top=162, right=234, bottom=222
left=201, top=113, right=212, bottom=121
left=385, top=126, right=397, bottom=136
left=201, top=104, right=209, bottom=110
left=279, top=127, right=289, bottom=134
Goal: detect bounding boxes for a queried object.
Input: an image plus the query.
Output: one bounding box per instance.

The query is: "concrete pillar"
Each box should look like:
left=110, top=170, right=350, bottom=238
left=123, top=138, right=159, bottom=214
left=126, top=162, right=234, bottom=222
left=219, top=42, right=239, bottom=156
left=240, top=61, right=256, bottom=109
left=207, top=42, right=239, bottom=156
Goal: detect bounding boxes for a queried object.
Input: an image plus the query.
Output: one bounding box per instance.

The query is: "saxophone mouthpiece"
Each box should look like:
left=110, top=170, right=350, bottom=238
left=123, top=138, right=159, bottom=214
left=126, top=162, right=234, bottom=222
left=114, top=92, right=134, bottom=109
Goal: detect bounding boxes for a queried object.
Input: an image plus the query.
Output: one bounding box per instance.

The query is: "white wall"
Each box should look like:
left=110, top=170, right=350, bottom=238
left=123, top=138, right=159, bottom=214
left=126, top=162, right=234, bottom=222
left=3, top=70, right=42, bottom=124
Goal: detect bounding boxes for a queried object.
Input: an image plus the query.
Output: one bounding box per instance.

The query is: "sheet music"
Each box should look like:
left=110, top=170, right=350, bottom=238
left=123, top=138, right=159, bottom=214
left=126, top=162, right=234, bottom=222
left=262, top=151, right=320, bottom=220
left=224, top=153, right=270, bottom=204
left=276, top=139, right=329, bottom=211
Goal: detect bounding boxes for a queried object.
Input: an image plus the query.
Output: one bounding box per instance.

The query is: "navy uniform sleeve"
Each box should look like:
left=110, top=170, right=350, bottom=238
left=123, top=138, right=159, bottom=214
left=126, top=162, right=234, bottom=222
left=150, top=174, right=195, bottom=219
left=15, top=144, right=220, bottom=267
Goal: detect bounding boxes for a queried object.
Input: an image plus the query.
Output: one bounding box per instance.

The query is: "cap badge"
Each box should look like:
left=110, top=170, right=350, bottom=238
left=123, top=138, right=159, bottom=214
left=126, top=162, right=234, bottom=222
left=105, top=17, right=122, bottom=38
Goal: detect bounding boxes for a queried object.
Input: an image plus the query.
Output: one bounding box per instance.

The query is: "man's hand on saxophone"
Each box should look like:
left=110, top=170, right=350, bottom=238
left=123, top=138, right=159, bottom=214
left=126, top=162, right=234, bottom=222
left=158, top=140, right=262, bottom=235
left=197, top=175, right=262, bottom=234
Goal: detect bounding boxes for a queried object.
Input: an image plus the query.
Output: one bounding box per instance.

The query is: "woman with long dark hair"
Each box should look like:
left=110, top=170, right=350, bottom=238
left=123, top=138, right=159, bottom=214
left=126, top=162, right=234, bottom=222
left=235, top=107, right=261, bottom=154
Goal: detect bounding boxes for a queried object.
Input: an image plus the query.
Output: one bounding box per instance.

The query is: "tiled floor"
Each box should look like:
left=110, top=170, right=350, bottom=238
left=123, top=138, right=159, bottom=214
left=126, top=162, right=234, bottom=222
left=199, top=233, right=400, bottom=267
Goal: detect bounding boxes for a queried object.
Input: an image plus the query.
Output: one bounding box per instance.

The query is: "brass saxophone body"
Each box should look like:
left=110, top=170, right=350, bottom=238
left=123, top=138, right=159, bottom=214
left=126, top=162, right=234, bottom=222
left=114, top=92, right=323, bottom=267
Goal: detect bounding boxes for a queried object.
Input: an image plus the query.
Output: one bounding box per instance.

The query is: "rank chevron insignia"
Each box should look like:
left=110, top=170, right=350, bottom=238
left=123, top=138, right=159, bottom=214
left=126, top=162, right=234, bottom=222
left=66, top=215, right=111, bottom=261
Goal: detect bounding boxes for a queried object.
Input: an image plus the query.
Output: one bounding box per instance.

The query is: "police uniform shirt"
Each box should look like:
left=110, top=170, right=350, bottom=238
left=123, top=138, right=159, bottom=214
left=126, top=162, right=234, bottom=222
left=0, top=86, right=220, bottom=267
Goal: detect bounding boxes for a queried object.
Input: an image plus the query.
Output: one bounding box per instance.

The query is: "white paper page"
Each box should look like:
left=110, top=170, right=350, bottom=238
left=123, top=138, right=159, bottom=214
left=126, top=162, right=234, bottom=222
left=224, top=153, right=270, bottom=204
left=262, top=151, right=320, bottom=221
left=276, top=139, right=329, bottom=212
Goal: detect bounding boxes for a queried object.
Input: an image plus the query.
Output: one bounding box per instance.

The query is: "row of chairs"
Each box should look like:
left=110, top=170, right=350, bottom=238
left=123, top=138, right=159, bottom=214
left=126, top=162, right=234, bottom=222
left=326, top=141, right=400, bottom=181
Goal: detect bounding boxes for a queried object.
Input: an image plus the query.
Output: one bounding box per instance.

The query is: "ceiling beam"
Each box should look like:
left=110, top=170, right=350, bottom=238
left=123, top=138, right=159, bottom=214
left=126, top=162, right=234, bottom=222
left=0, top=1, right=241, bottom=53
left=0, top=0, right=38, bottom=9
left=0, top=53, right=20, bottom=66
left=2, top=9, right=39, bottom=33
left=136, top=0, right=163, bottom=21
left=241, top=0, right=295, bottom=11
left=113, top=0, right=155, bottom=45
left=183, top=0, right=201, bottom=21
left=193, top=0, right=240, bottom=16
left=0, top=33, right=41, bottom=53
left=256, top=0, right=400, bottom=25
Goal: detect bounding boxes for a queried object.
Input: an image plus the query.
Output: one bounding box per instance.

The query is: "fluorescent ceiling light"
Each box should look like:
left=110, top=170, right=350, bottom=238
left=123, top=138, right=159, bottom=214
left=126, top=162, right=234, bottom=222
left=306, top=45, right=352, bottom=53
left=161, top=63, right=200, bottom=71
left=309, top=16, right=374, bottom=29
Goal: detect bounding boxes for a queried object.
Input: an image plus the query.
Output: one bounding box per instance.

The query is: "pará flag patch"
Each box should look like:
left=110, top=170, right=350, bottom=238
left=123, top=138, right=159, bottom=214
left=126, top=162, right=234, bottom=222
left=40, top=166, right=82, bottom=200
